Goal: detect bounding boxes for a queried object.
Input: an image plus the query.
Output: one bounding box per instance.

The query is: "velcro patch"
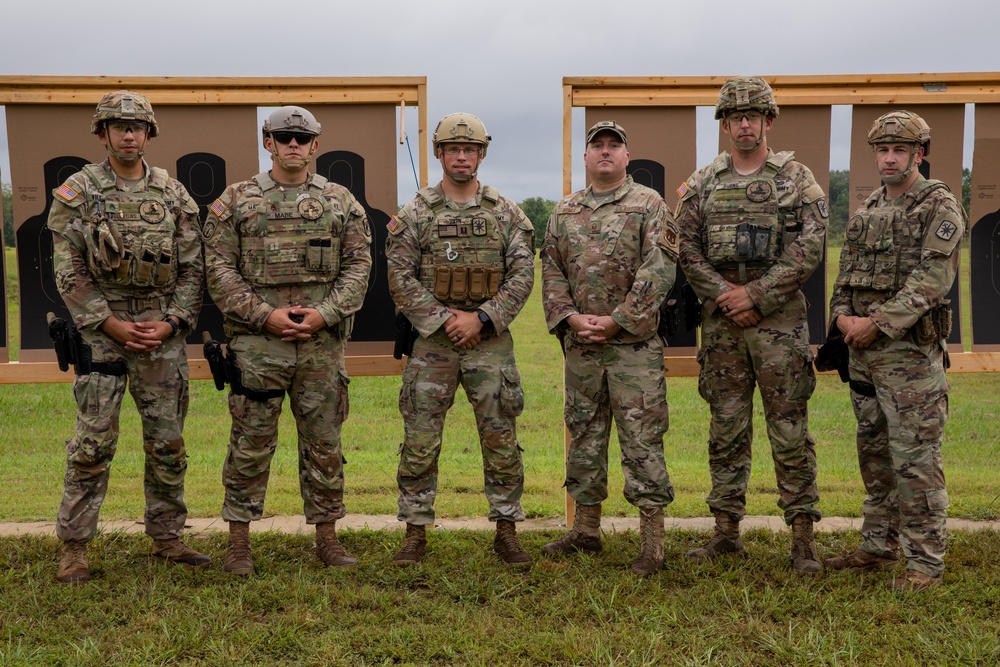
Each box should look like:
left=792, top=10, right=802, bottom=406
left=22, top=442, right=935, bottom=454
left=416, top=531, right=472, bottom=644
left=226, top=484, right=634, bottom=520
left=615, top=205, right=646, bottom=213
left=209, top=199, right=226, bottom=218
left=387, top=215, right=407, bottom=235
left=935, top=220, right=959, bottom=242
left=676, top=182, right=688, bottom=198
left=55, top=184, right=79, bottom=202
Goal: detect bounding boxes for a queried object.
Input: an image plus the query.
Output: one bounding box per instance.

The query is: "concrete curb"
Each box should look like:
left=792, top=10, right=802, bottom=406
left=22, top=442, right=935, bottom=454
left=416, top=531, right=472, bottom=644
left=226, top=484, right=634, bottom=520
left=2, top=514, right=998, bottom=537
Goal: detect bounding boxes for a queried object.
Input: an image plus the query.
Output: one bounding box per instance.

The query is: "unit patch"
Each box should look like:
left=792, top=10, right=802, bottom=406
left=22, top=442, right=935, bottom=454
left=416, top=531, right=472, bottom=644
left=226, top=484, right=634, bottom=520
left=139, top=200, right=165, bottom=223
left=746, top=180, right=773, bottom=202
left=298, top=197, right=324, bottom=220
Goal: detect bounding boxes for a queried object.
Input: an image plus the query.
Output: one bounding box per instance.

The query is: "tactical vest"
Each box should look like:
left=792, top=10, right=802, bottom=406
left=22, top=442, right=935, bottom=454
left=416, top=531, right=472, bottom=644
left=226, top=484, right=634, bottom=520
left=81, top=164, right=178, bottom=289
left=416, top=186, right=504, bottom=308
left=238, top=173, right=341, bottom=286
left=839, top=179, right=948, bottom=292
left=702, top=152, right=794, bottom=270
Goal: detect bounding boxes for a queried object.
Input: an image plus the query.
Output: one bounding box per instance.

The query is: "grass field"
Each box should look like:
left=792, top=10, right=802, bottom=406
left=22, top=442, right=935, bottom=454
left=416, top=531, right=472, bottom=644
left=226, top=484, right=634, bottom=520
left=3, top=248, right=1000, bottom=666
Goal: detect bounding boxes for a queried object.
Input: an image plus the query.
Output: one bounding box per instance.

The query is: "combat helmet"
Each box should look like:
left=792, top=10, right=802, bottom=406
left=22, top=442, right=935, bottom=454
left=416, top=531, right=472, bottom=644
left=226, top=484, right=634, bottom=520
left=262, top=106, right=322, bottom=139
left=867, top=110, right=930, bottom=155
left=432, top=113, right=491, bottom=157
left=715, top=77, right=779, bottom=120
left=91, top=90, right=159, bottom=137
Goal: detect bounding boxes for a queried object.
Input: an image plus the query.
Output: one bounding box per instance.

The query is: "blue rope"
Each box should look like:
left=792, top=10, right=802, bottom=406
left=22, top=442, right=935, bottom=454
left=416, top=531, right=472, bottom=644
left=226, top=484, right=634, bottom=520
left=404, top=133, right=419, bottom=190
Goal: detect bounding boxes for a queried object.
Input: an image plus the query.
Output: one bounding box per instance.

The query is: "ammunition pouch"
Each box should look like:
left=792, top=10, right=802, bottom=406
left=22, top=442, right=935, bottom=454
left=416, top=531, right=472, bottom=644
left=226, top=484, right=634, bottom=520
left=912, top=303, right=952, bottom=346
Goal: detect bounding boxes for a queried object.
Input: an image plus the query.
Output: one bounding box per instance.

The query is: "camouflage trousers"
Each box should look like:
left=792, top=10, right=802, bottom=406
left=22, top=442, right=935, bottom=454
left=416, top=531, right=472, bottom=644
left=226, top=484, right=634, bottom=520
left=696, top=291, right=820, bottom=524
left=221, top=330, right=350, bottom=524
left=57, top=315, right=190, bottom=543
left=397, top=327, right=525, bottom=525
left=849, top=335, right=949, bottom=578
left=562, top=336, right=674, bottom=508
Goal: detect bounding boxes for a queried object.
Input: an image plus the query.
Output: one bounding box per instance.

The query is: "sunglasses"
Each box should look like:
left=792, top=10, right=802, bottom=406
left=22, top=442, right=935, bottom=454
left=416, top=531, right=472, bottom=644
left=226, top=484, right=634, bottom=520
left=272, top=131, right=314, bottom=145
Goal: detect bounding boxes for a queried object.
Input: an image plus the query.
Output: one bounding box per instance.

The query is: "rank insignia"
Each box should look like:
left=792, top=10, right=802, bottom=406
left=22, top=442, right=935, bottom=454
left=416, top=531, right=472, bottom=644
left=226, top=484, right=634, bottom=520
left=139, top=200, right=166, bottom=223
left=55, top=184, right=79, bottom=202
left=746, top=180, right=773, bottom=203
left=298, top=197, right=324, bottom=220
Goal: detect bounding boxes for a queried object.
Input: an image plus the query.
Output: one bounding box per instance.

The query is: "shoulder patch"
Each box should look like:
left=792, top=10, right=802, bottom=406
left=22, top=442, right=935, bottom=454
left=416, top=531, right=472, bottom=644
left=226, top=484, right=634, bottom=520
left=678, top=180, right=697, bottom=202
left=209, top=199, right=227, bottom=218
left=816, top=198, right=829, bottom=219
left=934, top=219, right=959, bottom=242
left=55, top=183, right=79, bottom=203
left=676, top=182, right=688, bottom=198
left=201, top=219, right=219, bottom=240
left=387, top=215, right=407, bottom=236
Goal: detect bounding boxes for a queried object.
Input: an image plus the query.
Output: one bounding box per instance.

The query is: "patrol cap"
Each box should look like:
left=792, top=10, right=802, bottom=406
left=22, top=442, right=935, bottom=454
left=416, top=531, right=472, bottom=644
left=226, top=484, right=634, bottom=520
left=586, top=120, right=627, bottom=145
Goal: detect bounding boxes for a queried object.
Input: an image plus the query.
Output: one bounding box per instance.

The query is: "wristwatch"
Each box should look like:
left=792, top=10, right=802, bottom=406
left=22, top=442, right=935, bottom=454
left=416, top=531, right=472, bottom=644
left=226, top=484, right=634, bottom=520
left=476, top=309, right=494, bottom=333
left=163, top=317, right=181, bottom=337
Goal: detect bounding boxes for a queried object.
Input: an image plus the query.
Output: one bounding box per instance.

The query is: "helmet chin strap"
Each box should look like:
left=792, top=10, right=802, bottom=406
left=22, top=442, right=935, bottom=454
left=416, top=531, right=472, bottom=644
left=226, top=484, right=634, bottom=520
left=441, top=149, right=481, bottom=183
left=106, top=133, right=148, bottom=164
left=880, top=144, right=918, bottom=185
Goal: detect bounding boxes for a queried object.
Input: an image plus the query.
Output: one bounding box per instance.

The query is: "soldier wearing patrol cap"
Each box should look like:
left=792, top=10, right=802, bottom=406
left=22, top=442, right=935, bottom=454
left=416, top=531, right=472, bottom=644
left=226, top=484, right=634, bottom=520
left=386, top=112, right=535, bottom=567
left=48, top=90, right=209, bottom=583
left=540, top=120, right=680, bottom=576
left=675, top=76, right=829, bottom=574
left=825, top=110, right=966, bottom=591
left=202, top=105, right=372, bottom=574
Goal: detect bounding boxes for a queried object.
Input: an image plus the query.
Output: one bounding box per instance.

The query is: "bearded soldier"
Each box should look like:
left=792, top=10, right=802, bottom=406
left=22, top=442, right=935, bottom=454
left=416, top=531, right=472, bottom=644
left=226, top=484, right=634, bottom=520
left=540, top=121, right=679, bottom=576
left=676, top=77, right=828, bottom=574
left=49, top=90, right=209, bottom=583
left=203, top=106, right=372, bottom=574
left=387, top=113, right=534, bottom=567
left=824, top=111, right=965, bottom=591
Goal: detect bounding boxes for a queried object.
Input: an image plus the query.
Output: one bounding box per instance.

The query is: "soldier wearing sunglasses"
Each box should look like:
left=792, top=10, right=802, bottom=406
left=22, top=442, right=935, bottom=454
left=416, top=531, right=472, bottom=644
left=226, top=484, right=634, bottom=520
left=202, top=106, right=372, bottom=574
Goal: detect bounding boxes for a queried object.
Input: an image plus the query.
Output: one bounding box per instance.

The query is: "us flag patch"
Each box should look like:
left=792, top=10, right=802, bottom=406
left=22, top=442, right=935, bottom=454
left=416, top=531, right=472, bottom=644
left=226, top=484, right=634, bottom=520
left=387, top=215, right=402, bottom=233
left=209, top=199, right=226, bottom=217
left=55, top=184, right=79, bottom=202
left=676, top=182, right=688, bottom=198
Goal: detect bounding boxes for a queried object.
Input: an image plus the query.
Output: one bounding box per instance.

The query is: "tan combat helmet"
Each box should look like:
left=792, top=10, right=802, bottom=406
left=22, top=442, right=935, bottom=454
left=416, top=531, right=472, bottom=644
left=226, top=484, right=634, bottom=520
left=867, top=110, right=930, bottom=184
left=715, top=76, right=780, bottom=120
left=432, top=113, right=491, bottom=158
left=91, top=90, right=159, bottom=137
left=261, top=105, right=322, bottom=140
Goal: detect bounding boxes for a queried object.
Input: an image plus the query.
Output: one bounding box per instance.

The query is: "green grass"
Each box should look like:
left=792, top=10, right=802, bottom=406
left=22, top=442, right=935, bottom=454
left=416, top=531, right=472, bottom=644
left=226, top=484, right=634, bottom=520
left=2, top=529, right=999, bottom=666
left=2, top=246, right=1000, bottom=522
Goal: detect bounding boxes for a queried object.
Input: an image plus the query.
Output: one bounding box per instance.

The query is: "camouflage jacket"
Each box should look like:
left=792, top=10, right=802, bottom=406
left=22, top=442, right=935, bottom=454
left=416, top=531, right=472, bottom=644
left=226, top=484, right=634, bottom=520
left=386, top=182, right=535, bottom=338
left=46, top=159, right=203, bottom=330
left=830, top=175, right=966, bottom=340
left=541, top=176, right=679, bottom=344
left=202, top=171, right=372, bottom=336
left=676, top=150, right=828, bottom=317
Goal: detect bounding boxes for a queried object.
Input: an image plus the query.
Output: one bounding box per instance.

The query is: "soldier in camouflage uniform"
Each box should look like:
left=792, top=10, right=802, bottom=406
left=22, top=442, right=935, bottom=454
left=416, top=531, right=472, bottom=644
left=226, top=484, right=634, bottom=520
left=49, top=90, right=210, bottom=583
left=540, top=121, right=679, bottom=576
left=825, top=111, right=965, bottom=591
left=387, top=113, right=534, bottom=568
left=676, top=77, right=828, bottom=574
left=202, top=106, right=372, bottom=574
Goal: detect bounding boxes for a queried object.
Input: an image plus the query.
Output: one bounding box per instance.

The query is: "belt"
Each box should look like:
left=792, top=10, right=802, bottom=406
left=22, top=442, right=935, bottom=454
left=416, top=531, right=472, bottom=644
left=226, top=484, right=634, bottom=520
left=106, top=296, right=170, bottom=313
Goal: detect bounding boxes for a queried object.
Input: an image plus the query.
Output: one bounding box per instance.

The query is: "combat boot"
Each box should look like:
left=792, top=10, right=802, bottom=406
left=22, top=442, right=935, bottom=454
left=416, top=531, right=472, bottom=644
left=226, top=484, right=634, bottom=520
left=686, top=510, right=744, bottom=561
left=316, top=522, right=358, bottom=568
left=392, top=523, right=427, bottom=566
left=57, top=541, right=91, bottom=584
left=789, top=515, right=822, bottom=574
left=494, top=519, right=531, bottom=568
left=542, top=502, right=603, bottom=555
left=223, top=521, right=254, bottom=575
left=152, top=538, right=213, bottom=568
left=886, top=569, right=942, bottom=592
left=824, top=548, right=898, bottom=571
left=630, top=507, right=665, bottom=577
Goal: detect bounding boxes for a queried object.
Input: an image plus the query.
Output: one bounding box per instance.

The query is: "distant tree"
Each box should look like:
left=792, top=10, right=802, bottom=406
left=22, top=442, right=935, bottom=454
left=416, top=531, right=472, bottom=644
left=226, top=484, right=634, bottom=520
left=826, top=169, right=850, bottom=245
left=962, top=167, right=971, bottom=215
left=2, top=183, right=13, bottom=248
left=518, top=197, right=556, bottom=249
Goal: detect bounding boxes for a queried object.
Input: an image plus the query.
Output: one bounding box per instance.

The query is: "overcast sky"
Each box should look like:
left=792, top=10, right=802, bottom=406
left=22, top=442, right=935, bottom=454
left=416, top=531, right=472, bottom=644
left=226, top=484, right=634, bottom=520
left=1, top=0, right=997, bottom=204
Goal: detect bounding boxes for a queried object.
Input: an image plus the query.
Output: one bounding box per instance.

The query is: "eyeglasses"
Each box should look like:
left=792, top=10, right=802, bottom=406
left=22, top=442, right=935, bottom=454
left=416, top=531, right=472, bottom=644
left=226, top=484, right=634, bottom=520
left=725, top=111, right=763, bottom=125
left=107, top=122, right=148, bottom=136
left=442, top=146, right=481, bottom=156
left=272, top=131, right=315, bottom=145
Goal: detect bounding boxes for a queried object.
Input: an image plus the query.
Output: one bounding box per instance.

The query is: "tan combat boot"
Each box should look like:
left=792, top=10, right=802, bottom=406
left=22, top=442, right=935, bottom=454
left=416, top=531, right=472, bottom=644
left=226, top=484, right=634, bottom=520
left=542, top=502, right=603, bottom=555
left=392, top=523, right=427, bottom=566
left=57, top=541, right=91, bottom=584
left=152, top=538, right=212, bottom=568
left=630, top=507, right=665, bottom=577
left=686, top=510, right=744, bottom=561
left=494, top=519, right=531, bottom=568
left=886, top=569, right=942, bottom=592
left=825, top=548, right=898, bottom=571
left=789, top=515, right=822, bottom=574
left=223, top=521, right=254, bottom=575
left=316, top=522, right=358, bottom=568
